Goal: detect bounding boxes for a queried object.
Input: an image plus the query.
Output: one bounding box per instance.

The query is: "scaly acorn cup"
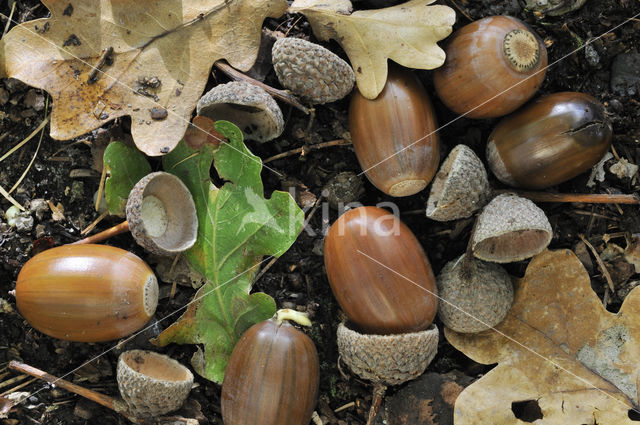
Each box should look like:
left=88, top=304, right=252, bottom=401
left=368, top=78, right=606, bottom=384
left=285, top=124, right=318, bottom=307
left=349, top=66, right=440, bottom=197
left=221, top=309, right=319, bottom=425
left=117, top=350, right=194, bottom=418
left=434, top=15, right=547, bottom=119
left=486, top=91, right=613, bottom=189
left=14, top=244, right=158, bottom=342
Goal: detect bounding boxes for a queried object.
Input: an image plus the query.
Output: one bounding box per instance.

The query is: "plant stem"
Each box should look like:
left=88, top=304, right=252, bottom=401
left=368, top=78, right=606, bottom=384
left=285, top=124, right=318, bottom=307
left=72, top=221, right=130, bottom=245
left=494, top=190, right=639, bottom=204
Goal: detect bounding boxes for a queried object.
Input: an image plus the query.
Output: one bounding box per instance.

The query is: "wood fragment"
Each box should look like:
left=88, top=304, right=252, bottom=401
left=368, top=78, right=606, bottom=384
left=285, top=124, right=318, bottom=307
left=263, top=139, right=352, bottom=163
left=494, top=190, right=640, bottom=205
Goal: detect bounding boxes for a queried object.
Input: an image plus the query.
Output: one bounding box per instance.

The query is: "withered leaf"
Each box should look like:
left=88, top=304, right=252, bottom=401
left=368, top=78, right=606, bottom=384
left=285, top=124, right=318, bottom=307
left=290, top=0, right=455, bottom=99
left=0, top=0, right=287, bottom=156
left=446, top=249, right=640, bottom=424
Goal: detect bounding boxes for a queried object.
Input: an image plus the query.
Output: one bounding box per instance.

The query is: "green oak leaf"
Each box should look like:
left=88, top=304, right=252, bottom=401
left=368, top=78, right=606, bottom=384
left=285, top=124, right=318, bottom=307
left=153, top=120, right=304, bottom=383
left=103, top=141, right=151, bottom=216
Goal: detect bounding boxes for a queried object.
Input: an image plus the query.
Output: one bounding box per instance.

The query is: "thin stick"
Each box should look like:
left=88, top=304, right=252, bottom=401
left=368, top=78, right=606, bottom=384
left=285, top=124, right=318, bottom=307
left=214, top=60, right=309, bottom=114
left=445, top=0, right=473, bottom=21
left=8, top=361, right=135, bottom=422
left=494, top=190, right=640, bottom=205
left=366, top=383, right=387, bottom=425
left=263, top=139, right=352, bottom=163
left=9, top=99, right=48, bottom=194
left=0, top=118, right=49, bottom=164
left=0, top=374, right=28, bottom=390
left=334, top=401, right=355, bottom=413
left=1, top=378, right=37, bottom=397
left=95, top=162, right=108, bottom=212
left=81, top=210, right=110, bottom=236
left=578, top=234, right=615, bottom=293
left=2, top=1, right=15, bottom=38
left=72, top=220, right=130, bottom=245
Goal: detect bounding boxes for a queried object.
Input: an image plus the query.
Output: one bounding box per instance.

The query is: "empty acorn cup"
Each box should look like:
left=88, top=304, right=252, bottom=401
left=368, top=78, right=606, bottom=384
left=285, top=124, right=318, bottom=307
left=437, top=254, right=514, bottom=333
left=472, top=193, right=552, bottom=263
left=197, top=81, right=284, bottom=142
left=74, top=172, right=198, bottom=256
left=426, top=144, right=492, bottom=221
left=117, top=350, right=194, bottom=418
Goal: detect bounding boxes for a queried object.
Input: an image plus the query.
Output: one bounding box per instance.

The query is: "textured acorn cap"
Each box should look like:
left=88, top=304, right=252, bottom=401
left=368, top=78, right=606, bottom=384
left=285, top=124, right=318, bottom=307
left=272, top=37, right=356, bottom=104
left=502, top=28, right=541, bottom=73
left=197, top=81, right=284, bottom=142
left=126, top=172, right=198, bottom=256
left=472, top=193, right=552, bottom=263
left=437, top=254, right=513, bottom=333
left=117, top=350, right=194, bottom=418
left=337, top=322, right=439, bottom=386
left=426, top=144, right=491, bottom=221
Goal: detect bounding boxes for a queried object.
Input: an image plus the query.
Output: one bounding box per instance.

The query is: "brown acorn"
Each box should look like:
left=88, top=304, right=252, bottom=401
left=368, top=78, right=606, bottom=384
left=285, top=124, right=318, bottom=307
left=349, top=67, right=440, bottom=197
left=433, top=15, right=547, bottom=119
left=14, top=244, right=158, bottom=342
left=221, top=310, right=319, bottom=425
left=486, top=91, right=613, bottom=189
left=324, top=206, right=438, bottom=334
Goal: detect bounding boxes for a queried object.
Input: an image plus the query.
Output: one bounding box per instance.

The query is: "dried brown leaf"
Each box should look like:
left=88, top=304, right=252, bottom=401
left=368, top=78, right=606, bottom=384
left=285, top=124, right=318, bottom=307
left=0, top=0, right=287, bottom=155
left=290, top=0, right=455, bottom=99
left=446, top=249, right=640, bottom=424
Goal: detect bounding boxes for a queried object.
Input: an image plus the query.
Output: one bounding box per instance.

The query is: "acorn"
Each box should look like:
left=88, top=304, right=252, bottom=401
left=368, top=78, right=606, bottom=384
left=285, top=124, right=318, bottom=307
left=426, top=144, right=492, bottom=221
left=433, top=16, right=547, bottom=119
left=472, top=193, right=553, bottom=263
left=14, top=244, right=158, bottom=342
left=272, top=37, right=356, bottom=104
left=117, top=350, right=193, bottom=418
left=486, top=91, right=613, bottom=189
left=221, top=309, right=319, bottom=425
left=437, top=254, right=513, bottom=333
left=197, top=81, right=284, bottom=142
left=324, top=206, right=438, bottom=334
left=349, top=66, right=440, bottom=197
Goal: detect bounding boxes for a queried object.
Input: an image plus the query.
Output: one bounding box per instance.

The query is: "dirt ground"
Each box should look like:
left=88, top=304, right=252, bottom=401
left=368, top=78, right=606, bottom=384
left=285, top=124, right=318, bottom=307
left=1, top=0, right=640, bottom=424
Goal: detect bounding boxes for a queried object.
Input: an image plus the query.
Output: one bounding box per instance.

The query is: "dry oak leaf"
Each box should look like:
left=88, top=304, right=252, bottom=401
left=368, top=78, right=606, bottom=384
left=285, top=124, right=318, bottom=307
left=446, top=249, right=640, bottom=425
left=0, top=0, right=287, bottom=156
left=289, top=0, right=455, bottom=99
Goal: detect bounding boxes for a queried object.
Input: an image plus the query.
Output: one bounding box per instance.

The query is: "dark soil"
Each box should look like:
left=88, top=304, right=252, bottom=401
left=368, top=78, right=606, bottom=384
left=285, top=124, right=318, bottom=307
left=1, top=0, right=640, bottom=424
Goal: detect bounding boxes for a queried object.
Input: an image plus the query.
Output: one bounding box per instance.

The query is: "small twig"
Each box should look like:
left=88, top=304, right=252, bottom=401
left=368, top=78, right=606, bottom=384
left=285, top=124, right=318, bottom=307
left=445, top=0, right=473, bottom=21
left=494, top=190, right=640, bottom=205
left=214, top=60, right=309, bottom=114
left=578, top=234, right=615, bottom=293
left=1, top=378, right=37, bottom=397
left=0, top=374, right=29, bottom=390
left=72, top=220, right=130, bottom=245
left=95, top=163, right=108, bottom=212
left=264, top=139, right=352, bottom=163
left=2, top=1, right=16, bottom=37
left=366, top=383, right=387, bottom=425
left=81, top=210, right=110, bottom=236
left=334, top=401, right=355, bottom=413
left=169, top=254, right=182, bottom=300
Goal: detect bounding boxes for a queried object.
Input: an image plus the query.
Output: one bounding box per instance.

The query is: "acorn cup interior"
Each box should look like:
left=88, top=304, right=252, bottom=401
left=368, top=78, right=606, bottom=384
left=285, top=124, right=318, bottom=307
left=127, top=172, right=198, bottom=256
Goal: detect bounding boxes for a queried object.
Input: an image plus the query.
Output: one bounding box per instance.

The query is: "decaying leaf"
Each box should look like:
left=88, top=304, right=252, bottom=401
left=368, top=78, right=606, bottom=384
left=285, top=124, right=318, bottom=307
left=446, top=249, right=640, bottom=424
left=0, top=0, right=287, bottom=156
left=153, top=121, right=305, bottom=384
left=103, top=141, right=151, bottom=216
left=290, top=0, right=455, bottom=99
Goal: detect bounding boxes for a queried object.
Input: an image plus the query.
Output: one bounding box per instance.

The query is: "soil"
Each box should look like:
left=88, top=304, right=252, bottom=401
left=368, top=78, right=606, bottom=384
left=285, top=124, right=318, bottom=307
left=1, top=0, right=640, bottom=424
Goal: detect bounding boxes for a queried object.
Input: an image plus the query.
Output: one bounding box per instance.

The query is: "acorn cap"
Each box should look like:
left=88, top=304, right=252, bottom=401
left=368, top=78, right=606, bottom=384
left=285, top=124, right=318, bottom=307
left=197, top=81, right=284, bottom=142
left=426, top=144, right=491, bottom=221
left=437, top=254, right=513, bottom=333
left=472, top=193, right=552, bottom=263
left=117, top=350, right=194, bottom=418
left=502, top=28, right=541, bottom=73
left=126, top=172, right=198, bottom=256
left=272, top=37, right=356, bottom=104
left=337, top=322, right=439, bottom=386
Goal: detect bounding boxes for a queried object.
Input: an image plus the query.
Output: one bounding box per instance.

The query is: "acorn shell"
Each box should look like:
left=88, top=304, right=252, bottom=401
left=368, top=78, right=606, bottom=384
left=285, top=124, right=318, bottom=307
left=117, top=350, right=193, bottom=418
left=272, top=37, right=355, bottom=104
left=337, top=322, right=439, bottom=386
left=486, top=91, right=613, bottom=189
left=197, top=81, right=284, bottom=142
left=349, top=66, right=440, bottom=197
left=126, top=172, right=198, bottom=256
left=324, top=207, right=438, bottom=335
left=472, top=194, right=552, bottom=263
left=437, top=255, right=513, bottom=333
left=433, top=16, right=547, bottom=119
left=221, top=318, right=319, bottom=425
left=426, top=144, right=491, bottom=221
left=15, top=244, right=158, bottom=342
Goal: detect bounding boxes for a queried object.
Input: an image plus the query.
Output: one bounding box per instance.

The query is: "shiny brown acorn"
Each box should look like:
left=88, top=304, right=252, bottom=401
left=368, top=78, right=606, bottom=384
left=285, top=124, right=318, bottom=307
left=349, top=66, right=440, bottom=197
left=433, top=15, right=548, bottom=119
left=14, top=244, right=158, bottom=342
left=324, top=206, right=438, bottom=335
left=221, top=310, right=319, bottom=425
left=486, top=91, right=613, bottom=189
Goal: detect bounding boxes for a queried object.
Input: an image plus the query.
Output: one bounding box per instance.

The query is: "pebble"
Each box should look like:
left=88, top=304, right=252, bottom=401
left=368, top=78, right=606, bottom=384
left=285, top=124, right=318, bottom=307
left=584, top=44, right=600, bottom=67
left=29, top=198, right=49, bottom=220
left=611, top=53, right=640, bottom=96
